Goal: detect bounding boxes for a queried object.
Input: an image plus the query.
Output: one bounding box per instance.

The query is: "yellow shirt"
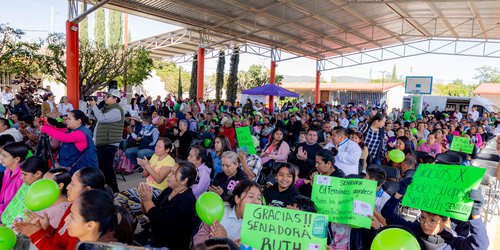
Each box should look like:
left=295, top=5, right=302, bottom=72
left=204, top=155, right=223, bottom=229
left=147, top=154, right=175, bottom=190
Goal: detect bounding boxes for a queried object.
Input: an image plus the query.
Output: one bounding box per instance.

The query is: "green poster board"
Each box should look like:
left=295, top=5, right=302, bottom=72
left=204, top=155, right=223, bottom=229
left=450, top=136, right=474, bottom=154
left=1, top=184, right=28, bottom=226
left=241, top=204, right=328, bottom=250
left=311, top=175, right=377, bottom=229
left=235, top=126, right=256, bottom=154
left=402, top=164, right=486, bottom=221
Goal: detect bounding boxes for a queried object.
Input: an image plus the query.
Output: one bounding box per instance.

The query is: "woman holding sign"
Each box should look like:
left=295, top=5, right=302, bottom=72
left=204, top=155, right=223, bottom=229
left=194, top=180, right=262, bottom=245
left=381, top=178, right=489, bottom=250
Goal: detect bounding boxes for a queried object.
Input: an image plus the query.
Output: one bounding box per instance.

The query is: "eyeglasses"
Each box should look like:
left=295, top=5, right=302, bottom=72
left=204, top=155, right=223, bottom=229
left=417, top=215, right=440, bottom=227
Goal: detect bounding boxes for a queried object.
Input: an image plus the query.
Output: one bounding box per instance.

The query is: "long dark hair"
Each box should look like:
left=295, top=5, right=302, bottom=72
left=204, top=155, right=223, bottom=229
left=76, top=167, right=106, bottom=190
left=69, top=110, right=89, bottom=126
left=78, top=189, right=133, bottom=244
left=20, top=156, right=49, bottom=175
left=264, top=127, right=286, bottom=152
left=397, top=136, right=412, bottom=156
left=2, top=142, right=29, bottom=163
left=175, top=161, right=199, bottom=187
left=215, top=135, right=231, bottom=156
left=47, top=168, right=71, bottom=196
left=228, top=180, right=261, bottom=208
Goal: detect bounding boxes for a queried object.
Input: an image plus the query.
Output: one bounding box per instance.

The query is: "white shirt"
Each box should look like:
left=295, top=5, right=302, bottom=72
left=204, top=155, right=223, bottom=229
left=334, top=138, right=362, bottom=176
left=127, top=104, right=139, bottom=116
left=455, top=112, right=463, bottom=121
left=340, top=118, right=349, bottom=129
left=219, top=205, right=242, bottom=242
left=0, top=128, right=24, bottom=142
left=469, top=110, right=479, bottom=121
left=58, top=103, right=74, bottom=116
left=1, top=92, right=13, bottom=105
left=198, top=102, right=206, bottom=114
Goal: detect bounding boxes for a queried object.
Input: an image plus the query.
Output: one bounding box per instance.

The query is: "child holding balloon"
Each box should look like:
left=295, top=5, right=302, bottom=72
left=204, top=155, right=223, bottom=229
left=0, top=142, right=29, bottom=218
left=13, top=167, right=106, bottom=250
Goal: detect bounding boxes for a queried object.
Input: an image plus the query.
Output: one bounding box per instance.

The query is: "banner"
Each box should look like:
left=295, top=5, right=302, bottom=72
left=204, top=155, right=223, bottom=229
left=1, top=184, right=28, bottom=226
left=236, top=126, right=257, bottom=154
left=311, top=175, right=377, bottom=229
left=240, top=204, right=328, bottom=250
left=402, top=164, right=486, bottom=221
left=450, top=136, right=474, bottom=154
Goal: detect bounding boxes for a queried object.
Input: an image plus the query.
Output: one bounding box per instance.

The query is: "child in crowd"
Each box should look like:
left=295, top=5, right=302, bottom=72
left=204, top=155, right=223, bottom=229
left=263, top=163, right=299, bottom=207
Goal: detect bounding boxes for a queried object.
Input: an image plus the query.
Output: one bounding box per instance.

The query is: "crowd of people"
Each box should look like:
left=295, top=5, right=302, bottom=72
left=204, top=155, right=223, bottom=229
left=0, top=85, right=499, bottom=250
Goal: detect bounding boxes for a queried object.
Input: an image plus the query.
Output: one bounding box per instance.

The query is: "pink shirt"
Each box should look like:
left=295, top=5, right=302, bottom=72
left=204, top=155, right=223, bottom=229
left=0, top=166, right=23, bottom=216
left=418, top=142, right=442, bottom=157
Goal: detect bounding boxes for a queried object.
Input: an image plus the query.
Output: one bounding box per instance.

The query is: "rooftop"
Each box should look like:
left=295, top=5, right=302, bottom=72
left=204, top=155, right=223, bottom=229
left=474, top=83, right=500, bottom=95
left=281, top=82, right=403, bottom=92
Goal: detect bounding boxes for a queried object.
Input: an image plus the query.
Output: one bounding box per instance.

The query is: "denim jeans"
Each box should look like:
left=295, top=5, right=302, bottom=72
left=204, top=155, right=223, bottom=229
left=125, top=147, right=155, bottom=165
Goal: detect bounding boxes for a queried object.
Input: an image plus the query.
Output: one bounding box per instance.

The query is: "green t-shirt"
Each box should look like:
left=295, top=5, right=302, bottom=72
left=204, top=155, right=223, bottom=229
left=403, top=110, right=415, bottom=121
left=173, top=103, right=180, bottom=112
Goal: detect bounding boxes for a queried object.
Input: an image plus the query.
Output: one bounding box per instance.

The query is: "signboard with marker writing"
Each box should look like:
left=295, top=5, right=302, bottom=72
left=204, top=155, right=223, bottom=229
left=236, top=126, right=257, bottom=155
left=1, top=184, right=28, bottom=226
left=240, top=204, right=327, bottom=250
left=311, top=175, right=377, bottom=229
left=450, top=136, right=474, bottom=154
left=402, top=164, right=486, bottom=221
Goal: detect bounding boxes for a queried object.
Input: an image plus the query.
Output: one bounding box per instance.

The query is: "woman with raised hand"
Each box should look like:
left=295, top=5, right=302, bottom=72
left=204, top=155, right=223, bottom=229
left=41, top=110, right=98, bottom=174
left=13, top=167, right=106, bottom=250
left=66, top=189, right=133, bottom=244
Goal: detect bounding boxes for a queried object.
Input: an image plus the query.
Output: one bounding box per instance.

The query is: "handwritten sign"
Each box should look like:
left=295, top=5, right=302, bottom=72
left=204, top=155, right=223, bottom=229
left=241, top=204, right=328, bottom=250
left=311, top=176, right=377, bottom=229
left=402, top=164, right=486, bottom=221
left=1, top=184, right=28, bottom=226
left=236, top=126, right=256, bottom=154
left=450, top=136, right=474, bottom=154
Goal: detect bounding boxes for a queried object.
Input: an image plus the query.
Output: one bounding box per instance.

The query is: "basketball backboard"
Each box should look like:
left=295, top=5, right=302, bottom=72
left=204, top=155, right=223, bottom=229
left=405, top=76, right=433, bottom=94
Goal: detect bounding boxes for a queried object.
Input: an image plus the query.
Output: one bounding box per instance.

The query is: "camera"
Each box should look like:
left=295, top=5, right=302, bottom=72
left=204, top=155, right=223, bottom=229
left=84, top=96, right=97, bottom=102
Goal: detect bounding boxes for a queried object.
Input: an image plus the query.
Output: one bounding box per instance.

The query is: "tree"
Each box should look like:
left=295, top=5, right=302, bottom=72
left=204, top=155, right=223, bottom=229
left=215, top=51, right=225, bottom=101
left=226, top=47, right=239, bottom=103
left=189, top=54, right=198, bottom=100
left=154, top=61, right=190, bottom=97
left=177, top=67, right=182, bottom=99
left=108, top=10, right=123, bottom=46
left=433, top=80, right=477, bottom=97
left=473, top=65, right=500, bottom=83
left=391, top=64, right=397, bottom=82
left=0, top=24, right=41, bottom=77
left=79, top=3, right=89, bottom=44
left=237, top=64, right=283, bottom=91
left=94, top=9, right=105, bottom=46
left=41, top=34, right=153, bottom=98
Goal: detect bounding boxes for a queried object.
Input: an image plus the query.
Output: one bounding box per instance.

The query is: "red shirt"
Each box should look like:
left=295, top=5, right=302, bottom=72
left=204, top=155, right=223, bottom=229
left=30, top=204, right=78, bottom=250
left=220, top=126, right=236, bottom=149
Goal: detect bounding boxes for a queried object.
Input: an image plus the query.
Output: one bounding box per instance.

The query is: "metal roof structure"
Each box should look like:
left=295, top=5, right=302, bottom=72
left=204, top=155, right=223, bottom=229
left=102, top=0, right=500, bottom=64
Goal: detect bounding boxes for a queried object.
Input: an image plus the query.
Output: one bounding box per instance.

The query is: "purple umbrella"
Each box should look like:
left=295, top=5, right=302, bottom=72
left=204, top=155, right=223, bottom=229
left=241, top=83, right=299, bottom=98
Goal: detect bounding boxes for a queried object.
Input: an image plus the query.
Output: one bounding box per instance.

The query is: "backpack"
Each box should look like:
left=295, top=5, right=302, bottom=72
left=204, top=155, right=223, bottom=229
left=113, top=149, right=134, bottom=174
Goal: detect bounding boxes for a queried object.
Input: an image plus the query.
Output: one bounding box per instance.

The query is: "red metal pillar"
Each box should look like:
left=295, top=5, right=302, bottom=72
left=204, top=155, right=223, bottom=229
left=315, top=70, right=320, bottom=104
left=269, top=61, right=276, bottom=113
left=197, top=47, right=205, bottom=100
left=66, top=21, right=79, bottom=109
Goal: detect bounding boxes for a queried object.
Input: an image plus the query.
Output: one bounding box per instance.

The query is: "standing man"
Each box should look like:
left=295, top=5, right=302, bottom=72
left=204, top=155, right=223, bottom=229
left=88, top=89, right=124, bottom=192
left=331, top=127, right=361, bottom=175
left=469, top=106, right=480, bottom=122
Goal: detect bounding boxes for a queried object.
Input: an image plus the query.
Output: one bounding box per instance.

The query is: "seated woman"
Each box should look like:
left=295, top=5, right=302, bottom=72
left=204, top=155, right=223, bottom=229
left=209, top=151, right=249, bottom=200
left=137, top=161, right=198, bottom=249
left=263, top=163, right=299, bottom=207
left=299, top=148, right=345, bottom=197
left=13, top=167, right=106, bottom=250
left=0, top=142, right=29, bottom=217
left=208, top=135, right=231, bottom=176
left=260, top=128, right=290, bottom=167
left=187, top=145, right=212, bottom=199
left=173, top=119, right=193, bottom=160
left=116, top=138, right=175, bottom=228
left=417, top=132, right=442, bottom=157
left=20, top=156, right=50, bottom=186
left=66, top=189, right=133, bottom=244
left=194, top=180, right=262, bottom=245
left=41, top=110, right=98, bottom=174
left=381, top=179, right=488, bottom=249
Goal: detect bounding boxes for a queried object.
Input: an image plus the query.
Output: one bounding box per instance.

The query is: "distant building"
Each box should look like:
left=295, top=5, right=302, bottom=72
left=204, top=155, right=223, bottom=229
left=281, top=82, right=405, bottom=110
left=474, top=83, right=500, bottom=109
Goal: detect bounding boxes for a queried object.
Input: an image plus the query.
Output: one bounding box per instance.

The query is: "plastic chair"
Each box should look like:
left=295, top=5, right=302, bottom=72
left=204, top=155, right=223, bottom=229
left=435, top=153, right=462, bottom=165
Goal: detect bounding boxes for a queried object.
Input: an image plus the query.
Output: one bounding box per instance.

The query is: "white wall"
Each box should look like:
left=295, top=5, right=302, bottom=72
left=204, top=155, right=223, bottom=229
left=385, top=86, right=405, bottom=110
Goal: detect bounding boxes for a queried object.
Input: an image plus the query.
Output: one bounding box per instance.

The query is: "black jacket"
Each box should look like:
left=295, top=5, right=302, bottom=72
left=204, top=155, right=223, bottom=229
left=263, top=185, right=300, bottom=207
left=288, top=142, right=323, bottom=178
left=212, top=167, right=249, bottom=201
left=146, top=187, right=197, bottom=249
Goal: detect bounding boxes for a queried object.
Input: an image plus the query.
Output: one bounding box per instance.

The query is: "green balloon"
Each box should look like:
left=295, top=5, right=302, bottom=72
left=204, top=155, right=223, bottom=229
left=411, top=128, right=418, bottom=136
left=24, top=179, right=60, bottom=211
left=204, top=139, right=212, bottom=148
left=371, top=228, right=420, bottom=250
left=351, top=120, right=356, bottom=125
left=196, top=192, right=225, bottom=226
left=318, top=108, right=323, bottom=112
left=293, top=107, right=299, bottom=111
left=288, top=109, right=293, bottom=113
left=0, top=226, right=16, bottom=250
left=418, top=139, right=426, bottom=147
left=388, top=149, right=405, bottom=163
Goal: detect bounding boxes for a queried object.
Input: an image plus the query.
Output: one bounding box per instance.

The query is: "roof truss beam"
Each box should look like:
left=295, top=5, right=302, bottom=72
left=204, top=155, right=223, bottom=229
left=426, top=2, right=459, bottom=38
left=386, top=2, right=431, bottom=37
left=467, top=1, right=487, bottom=39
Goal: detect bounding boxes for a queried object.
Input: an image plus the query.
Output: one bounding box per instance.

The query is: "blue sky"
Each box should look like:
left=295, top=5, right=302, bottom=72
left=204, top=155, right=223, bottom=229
left=1, top=0, right=498, bottom=84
